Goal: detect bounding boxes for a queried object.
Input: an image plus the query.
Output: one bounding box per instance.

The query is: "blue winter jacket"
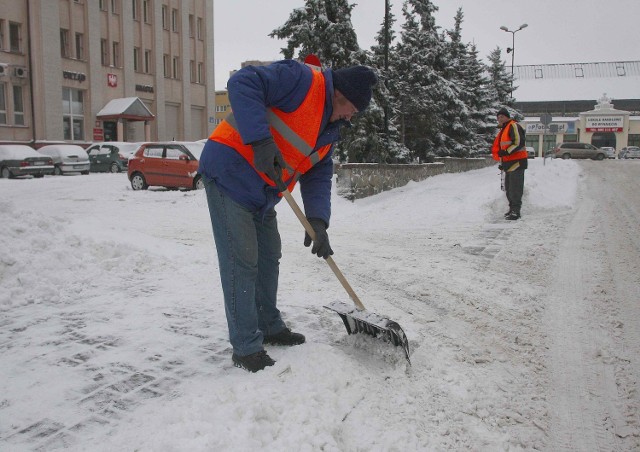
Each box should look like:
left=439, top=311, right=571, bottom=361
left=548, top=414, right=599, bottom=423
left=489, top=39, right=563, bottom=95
left=198, top=60, right=348, bottom=226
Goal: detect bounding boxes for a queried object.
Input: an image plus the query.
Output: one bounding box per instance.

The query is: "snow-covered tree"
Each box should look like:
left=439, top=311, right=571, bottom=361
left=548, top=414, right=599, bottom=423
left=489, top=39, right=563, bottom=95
left=486, top=47, right=514, bottom=109
left=336, top=2, right=410, bottom=163
left=269, top=0, right=360, bottom=69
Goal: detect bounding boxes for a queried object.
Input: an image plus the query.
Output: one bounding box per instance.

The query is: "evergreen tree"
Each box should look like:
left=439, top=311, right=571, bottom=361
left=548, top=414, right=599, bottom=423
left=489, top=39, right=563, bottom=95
left=486, top=47, right=514, bottom=108
left=463, top=44, right=499, bottom=153
left=269, top=0, right=360, bottom=69
left=441, top=8, right=474, bottom=156
left=336, top=2, right=410, bottom=163
left=391, top=0, right=459, bottom=160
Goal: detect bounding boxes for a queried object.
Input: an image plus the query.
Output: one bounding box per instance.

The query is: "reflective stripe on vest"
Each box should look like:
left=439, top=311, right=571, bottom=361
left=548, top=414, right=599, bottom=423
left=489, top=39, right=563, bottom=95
left=209, top=69, right=332, bottom=190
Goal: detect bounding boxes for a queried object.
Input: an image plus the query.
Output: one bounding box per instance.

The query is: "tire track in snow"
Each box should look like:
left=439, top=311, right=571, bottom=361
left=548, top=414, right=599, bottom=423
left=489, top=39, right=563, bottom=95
left=544, top=175, right=624, bottom=451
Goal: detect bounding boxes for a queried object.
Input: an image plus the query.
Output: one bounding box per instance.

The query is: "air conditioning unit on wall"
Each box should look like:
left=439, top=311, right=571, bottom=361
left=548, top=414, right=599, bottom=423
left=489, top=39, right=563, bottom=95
left=14, top=66, right=27, bottom=78
left=0, top=63, right=8, bottom=76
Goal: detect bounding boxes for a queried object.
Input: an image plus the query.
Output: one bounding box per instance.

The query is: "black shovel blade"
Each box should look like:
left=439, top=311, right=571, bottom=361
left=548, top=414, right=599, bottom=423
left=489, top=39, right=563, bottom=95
left=324, top=301, right=411, bottom=364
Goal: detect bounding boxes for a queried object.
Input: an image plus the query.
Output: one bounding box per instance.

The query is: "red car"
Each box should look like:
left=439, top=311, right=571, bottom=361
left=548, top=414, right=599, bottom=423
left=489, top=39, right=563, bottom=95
left=128, top=141, right=205, bottom=190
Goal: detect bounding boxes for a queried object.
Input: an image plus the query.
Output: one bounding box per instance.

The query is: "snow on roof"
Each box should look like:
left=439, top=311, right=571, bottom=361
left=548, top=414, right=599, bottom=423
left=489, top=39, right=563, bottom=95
left=514, top=76, right=640, bottom=102
left=96, top=97, right=154, bottom=119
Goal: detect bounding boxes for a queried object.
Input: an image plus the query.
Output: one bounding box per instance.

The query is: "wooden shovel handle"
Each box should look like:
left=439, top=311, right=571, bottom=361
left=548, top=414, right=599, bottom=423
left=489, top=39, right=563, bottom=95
left=279, top=185, right=366, bottom=311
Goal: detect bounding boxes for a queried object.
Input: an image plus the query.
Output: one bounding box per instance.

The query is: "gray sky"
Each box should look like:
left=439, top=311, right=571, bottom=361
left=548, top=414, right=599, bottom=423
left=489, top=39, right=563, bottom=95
left=214, top=0, right=640, bottom=90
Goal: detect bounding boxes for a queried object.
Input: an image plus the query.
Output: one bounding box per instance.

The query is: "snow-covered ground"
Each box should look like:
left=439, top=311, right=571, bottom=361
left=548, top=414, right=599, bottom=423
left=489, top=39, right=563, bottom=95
left=1, top=158, right=639, bottom=451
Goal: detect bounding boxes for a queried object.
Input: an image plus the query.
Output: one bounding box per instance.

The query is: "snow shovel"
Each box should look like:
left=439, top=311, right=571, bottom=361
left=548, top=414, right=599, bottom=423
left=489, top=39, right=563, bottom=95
left=275, top=177, right=411, bottom=364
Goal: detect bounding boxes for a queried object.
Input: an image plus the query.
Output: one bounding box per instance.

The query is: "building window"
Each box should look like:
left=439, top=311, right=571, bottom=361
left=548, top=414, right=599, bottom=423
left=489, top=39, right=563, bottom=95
left=99, top=0, right=107, bottom=11
left=144, top=49, right=152, bottom=73
left=189, top=60, right=195, bottom=82
left=197, top=62, right=203, bottom=84
left=188, top=15, right=194, bottom=37
left=163, top=54, right=170, bottom=77
left=13, top=85, right=24, bottom=126
left=111, top=0, right=119, bottom=14
left=132, top=0, right=139, bottom=20
left=0, top=83, right=6, bottom=124
left=133, top=47, right=141, bottom=71
left=197, top=17, right=203, bottom=40
left=0, top=20, right=4, bottom=51
left=215, top=105, right=227, bottom=113
left=143, top=0, right=151, bottom=23
left=112, top=41, right=120, bottom=67
left=60, top=29, right=70, bottom=58
left=161, top=5, right=168, bottom=29
left=171, top=8, right=178, bottom=32
left=62, top=87, right=84, bottom=140
left=172, top=56, right=179, bottom=79
left=628, top=134, right=640, bottom=147
left=75, top=33, right=84, bottom=60
left=9, top=22, right=22, bottom=53
left=100, top=39, right=109, bottom=65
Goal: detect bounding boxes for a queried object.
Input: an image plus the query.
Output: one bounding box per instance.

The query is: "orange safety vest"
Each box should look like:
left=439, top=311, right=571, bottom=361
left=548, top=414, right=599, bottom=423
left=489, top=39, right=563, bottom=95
left=209, top=69, right=332, bottom=192
left=491, top=120, right=528, bottom=162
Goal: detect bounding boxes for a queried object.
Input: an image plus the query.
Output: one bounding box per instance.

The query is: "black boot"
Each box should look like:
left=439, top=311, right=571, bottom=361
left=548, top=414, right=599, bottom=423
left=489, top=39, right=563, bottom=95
left=263, top=328, right=306, bottom=346
left=232, top=350, right=275, bottom=372
left=506, top=209, right=521, bottom=220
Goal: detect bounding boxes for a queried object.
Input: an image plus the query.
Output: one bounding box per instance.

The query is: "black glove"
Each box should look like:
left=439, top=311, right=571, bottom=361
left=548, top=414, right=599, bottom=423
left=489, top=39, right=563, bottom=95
left=304, top=218, right=333, bottom=259
left=497, top=150, right=509, bottom=157
left=251, top=137, right=286, bottom=181
left=498, top=165, right=504, bottom=171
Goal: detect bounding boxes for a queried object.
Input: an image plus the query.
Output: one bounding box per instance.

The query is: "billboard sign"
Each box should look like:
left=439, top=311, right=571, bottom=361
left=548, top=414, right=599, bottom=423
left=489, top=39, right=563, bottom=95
left=585, top=116, right=623, bottom=132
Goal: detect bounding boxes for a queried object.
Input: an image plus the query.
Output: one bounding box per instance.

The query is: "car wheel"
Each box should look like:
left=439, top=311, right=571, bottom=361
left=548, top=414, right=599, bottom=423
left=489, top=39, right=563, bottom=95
left=193, top=175, right=204, bottom=190
left=54, top=166, right=63, bottom=176
left=110, top=162, right=120, bottom=173
left=130, top=173, right=148, bottom=190
left=562, top=153, right=571, bottom=159
left=81, top=171, right=89, bottom=175
left=33, top=174, right=44, bottom=178
left=595, top=154, right=605, bottom=160
left=1, top=167, right=12, bottom=178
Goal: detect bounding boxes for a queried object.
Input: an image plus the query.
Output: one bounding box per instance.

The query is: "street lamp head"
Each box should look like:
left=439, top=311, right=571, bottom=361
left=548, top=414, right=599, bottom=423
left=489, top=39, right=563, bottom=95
left=500, top=26, right=509, bottom=32
left=518, top=23, right=528, bottom=31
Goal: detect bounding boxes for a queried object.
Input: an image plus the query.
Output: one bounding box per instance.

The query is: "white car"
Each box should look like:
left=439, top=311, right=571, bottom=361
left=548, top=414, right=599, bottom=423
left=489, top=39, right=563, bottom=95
left=37, top=144, right=90, bottom=175
left=526, top=146, right=536, bottom=159
left=600, top=147, right=616, bottom=159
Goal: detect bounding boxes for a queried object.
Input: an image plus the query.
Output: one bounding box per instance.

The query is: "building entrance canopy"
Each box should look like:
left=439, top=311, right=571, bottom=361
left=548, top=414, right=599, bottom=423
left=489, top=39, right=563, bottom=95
left=96, top=97, right=154, bottom=121
left=96, top=97, right=154, bottom=142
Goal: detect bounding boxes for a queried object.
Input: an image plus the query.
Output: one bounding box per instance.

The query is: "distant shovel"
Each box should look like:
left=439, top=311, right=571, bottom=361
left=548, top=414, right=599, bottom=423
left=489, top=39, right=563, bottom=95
left=275, top=176, right=411, bottom=364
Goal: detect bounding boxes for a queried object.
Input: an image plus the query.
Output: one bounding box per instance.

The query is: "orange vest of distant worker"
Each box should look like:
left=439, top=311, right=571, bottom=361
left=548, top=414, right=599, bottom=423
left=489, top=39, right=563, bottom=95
left=209, top=69, right=332, bottom=192
left=491, top=120, right=528, bottom=162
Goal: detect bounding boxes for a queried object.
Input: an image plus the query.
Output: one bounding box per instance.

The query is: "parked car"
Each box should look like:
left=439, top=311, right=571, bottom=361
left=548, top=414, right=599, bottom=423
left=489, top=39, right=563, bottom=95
left=37, top=144, right=90, bottom=175
left=0, top=144, right=55, bottom=178
left=85, top=142, right=141, bottom=173
left=620, top=146, right=640, bottom=159
left=551, top=142, right=606, bottom=160
left=526, top=146, right=536, bottom=159
left=600, top=146, right=616, bottom=159
left=128, top=141, right=205, bottom=190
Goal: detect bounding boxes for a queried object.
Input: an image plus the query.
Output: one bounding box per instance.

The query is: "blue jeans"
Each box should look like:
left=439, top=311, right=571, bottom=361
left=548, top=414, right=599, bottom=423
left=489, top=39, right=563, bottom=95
left=203, top=176, right=286, bottom=356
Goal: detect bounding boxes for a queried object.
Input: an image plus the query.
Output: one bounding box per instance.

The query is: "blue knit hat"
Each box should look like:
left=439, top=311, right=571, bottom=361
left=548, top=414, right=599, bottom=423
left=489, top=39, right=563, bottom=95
left=332, top=66, right=378, bottom=111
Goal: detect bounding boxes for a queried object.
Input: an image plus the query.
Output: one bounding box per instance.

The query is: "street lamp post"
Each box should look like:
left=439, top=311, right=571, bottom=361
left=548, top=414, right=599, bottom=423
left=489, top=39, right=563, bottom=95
left=500, top=23, right=528, bottom=97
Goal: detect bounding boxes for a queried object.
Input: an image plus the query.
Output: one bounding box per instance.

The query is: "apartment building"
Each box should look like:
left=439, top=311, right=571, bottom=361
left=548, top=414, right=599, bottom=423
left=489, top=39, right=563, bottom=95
left=0, top=0, right=215, bottom=144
